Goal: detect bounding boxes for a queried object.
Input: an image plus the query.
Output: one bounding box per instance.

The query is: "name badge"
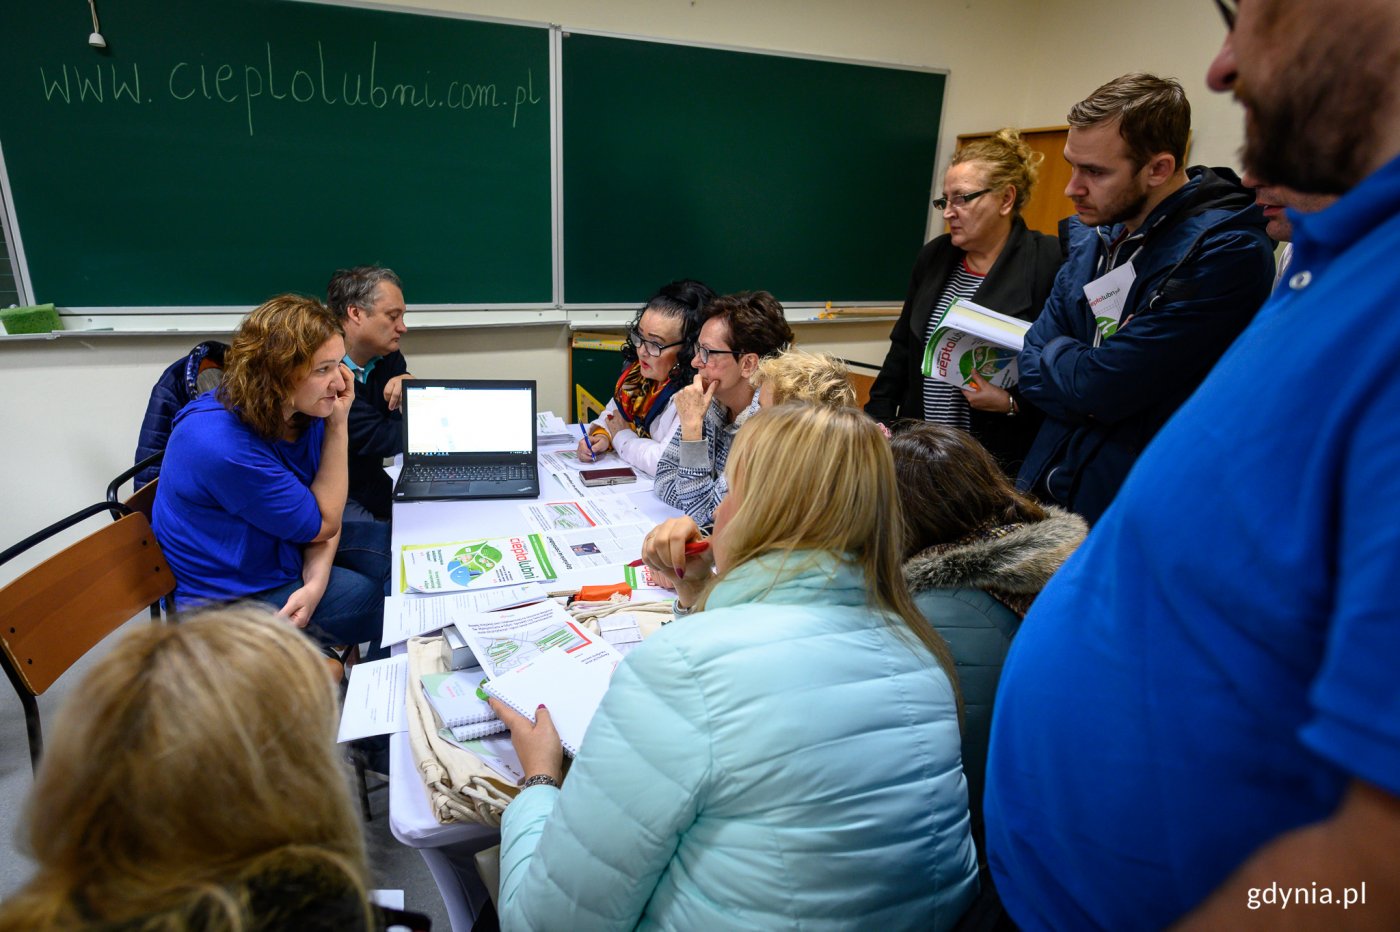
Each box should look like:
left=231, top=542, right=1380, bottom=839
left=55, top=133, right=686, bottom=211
left=1082, top=260, right=1135, bottom=341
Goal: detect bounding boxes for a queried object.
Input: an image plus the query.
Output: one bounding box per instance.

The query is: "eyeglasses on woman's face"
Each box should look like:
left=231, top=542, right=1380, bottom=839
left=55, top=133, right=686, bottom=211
left=694, top=344, right=743, bottom=366
left=932, top=188, right=993, bottom=212
left=628, top=329, right=685, bottom=357
left=1214, top=0, right=1236, bottom=30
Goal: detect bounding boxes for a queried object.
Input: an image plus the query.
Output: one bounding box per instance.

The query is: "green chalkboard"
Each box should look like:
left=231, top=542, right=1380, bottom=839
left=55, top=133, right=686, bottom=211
left=0, top=1, right=551, bottom=307
left=562, top=34, right=944, bottom=305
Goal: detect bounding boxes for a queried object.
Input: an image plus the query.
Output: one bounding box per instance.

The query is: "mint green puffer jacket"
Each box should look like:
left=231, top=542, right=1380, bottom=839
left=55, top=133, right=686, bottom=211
left=498, top=552, right=978, bottom=930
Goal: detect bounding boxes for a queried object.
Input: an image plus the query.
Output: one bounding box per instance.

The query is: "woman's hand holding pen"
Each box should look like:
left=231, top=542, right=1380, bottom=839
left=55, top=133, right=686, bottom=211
left=577, top=429, right=610, bottom=463
left=642, top=516, right=710, bottom=608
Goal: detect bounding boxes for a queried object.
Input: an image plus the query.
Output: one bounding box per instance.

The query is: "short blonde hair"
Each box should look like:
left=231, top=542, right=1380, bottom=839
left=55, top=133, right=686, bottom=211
left=0, top=606, right=370, bottom=931
left=951, top=128, right=1043, bottom=215
left=714, top=404, right=961, bottom=718
left=752, top=350, right=856, bottom=407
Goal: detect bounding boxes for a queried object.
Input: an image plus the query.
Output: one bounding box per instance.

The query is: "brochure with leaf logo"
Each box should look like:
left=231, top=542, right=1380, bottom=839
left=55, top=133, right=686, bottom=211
left=920, top=298, right=1032, bottom=389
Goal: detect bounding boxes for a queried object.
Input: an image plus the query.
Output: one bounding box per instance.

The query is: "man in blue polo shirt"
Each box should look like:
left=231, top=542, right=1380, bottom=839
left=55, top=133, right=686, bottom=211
left=326, top=265, right=413, bottom=522
left=984, top=0, right=1400, bottom=928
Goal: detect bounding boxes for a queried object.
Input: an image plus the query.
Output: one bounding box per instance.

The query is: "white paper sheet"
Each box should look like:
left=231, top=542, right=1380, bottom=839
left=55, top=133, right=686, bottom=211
left=338, top=655, right=409, bottom=742
left=518, top=497, right=645, bottom=532
left=381, top=583, right=548, bottom=647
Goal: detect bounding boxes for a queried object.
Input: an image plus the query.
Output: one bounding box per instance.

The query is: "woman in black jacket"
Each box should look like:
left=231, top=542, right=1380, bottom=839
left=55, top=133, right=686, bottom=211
left=866, top=128, right=1062, bottom=475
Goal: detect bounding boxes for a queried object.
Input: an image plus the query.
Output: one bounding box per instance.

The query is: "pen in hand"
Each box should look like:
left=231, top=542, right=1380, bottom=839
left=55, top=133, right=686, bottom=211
left=627, top=540, right=709, bottom=568
left=582, top=431, right=596, bottom=462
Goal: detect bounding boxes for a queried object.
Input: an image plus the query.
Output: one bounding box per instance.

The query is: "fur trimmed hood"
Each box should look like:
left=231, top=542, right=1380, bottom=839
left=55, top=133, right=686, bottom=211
left=903, top=507, right=1088, bottom=596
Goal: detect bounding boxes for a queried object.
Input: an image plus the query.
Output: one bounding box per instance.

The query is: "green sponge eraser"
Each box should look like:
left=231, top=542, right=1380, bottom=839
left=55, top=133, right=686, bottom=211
left=1, top=303, right=61, bottom=334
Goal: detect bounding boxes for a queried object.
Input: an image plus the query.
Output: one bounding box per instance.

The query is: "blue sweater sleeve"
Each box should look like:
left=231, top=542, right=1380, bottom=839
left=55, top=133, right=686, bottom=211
left=497, top=636, right=713, bottom=930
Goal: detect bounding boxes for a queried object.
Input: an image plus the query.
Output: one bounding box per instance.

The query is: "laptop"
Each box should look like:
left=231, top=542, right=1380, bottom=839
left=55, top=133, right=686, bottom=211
left=392, top=379, right=541, bottom=501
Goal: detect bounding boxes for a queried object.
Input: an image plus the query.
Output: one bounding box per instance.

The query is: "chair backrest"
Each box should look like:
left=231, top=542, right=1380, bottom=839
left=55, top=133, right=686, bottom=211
left=107, top=449, right=164, bottom=521
left=1, top=509, right=174, bottom=699
left=124, top=477, right=159, bottom=524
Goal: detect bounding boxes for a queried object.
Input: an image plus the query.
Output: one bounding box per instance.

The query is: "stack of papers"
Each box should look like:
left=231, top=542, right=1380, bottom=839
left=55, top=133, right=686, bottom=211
left=536, top=411, right=573, bottom=445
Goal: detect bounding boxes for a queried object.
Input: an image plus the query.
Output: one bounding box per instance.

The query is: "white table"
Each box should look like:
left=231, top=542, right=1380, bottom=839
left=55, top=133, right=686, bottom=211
left=387, top=452, right=680, bottom=930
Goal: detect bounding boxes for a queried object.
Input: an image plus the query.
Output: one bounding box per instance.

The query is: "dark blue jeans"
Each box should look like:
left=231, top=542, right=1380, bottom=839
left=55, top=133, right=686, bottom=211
left=250, top=518, right=391, bottom=656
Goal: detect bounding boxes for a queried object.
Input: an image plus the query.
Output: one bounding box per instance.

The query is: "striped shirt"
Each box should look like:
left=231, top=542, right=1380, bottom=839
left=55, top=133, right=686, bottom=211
left=653, top=392, right=760, bottom=528
left=921, top=259, right=985, bottom=429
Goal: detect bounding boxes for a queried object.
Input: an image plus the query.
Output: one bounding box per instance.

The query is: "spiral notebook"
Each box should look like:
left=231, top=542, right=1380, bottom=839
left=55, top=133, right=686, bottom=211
left=420, top=670, right=507, bottom=740
left=482, top=647, right=618, bottom=758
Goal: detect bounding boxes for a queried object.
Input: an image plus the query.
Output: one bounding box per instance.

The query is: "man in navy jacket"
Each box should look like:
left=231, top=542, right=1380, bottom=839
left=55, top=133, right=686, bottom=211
left=1015, top=73, right=1274, bottom=523
left=327, top=265, right=412, bottom=522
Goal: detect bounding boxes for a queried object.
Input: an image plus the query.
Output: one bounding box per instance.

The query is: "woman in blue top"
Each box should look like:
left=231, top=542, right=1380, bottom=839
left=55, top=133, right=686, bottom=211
left=491, top=404, right=979, bottom=930
left=153, top=294, right=386, bottom=648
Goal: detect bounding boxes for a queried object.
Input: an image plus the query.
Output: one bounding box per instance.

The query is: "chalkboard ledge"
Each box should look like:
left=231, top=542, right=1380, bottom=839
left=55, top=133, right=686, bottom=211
left=1, top=306, right=896, bottom=341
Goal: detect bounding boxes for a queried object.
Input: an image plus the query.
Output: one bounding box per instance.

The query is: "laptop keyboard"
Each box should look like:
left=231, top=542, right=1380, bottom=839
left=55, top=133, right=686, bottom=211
left=403, top=463, right=533, bottom=483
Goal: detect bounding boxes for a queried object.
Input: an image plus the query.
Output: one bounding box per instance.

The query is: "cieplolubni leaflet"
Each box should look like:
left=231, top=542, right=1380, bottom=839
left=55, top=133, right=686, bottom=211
left=400, top=522, right=652, bottom=594
left=920, top=298, right=1033, bottom=390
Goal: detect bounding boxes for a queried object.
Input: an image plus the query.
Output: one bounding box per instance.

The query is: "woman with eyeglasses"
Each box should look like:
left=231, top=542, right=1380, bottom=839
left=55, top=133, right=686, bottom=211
left=866, top=128, right=1062, bottom=476
left=653, top=290, right=794, bottom=526
left=576, top=279, right=715, bottom=476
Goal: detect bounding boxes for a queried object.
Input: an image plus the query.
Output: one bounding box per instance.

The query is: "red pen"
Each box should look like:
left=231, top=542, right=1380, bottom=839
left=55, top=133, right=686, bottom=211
left=627, top=539, right=709, bottom=567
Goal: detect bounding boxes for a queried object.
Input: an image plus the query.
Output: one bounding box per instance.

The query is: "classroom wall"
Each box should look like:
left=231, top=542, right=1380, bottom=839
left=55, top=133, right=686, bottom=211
left=0, top=0, right=1245, bottom=581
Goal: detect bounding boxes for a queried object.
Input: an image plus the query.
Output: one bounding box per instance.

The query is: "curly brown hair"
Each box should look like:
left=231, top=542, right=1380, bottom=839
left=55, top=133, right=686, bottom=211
left=218, top=295, right=344, bottom=440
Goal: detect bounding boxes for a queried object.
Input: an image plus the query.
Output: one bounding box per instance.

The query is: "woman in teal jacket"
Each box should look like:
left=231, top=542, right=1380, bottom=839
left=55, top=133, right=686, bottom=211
left=893, top=423, right=1086, bottom=867
left=491, top=404, right=978, bottom=930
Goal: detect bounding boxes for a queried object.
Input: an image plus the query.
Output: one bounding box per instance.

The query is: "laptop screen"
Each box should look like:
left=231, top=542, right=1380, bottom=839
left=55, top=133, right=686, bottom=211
left=404, top=382, right=535, bottom=456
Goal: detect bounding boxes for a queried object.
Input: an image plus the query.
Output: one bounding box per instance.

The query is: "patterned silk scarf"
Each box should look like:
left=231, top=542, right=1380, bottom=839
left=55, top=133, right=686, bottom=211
left=613, top=362, right=678, bottom=439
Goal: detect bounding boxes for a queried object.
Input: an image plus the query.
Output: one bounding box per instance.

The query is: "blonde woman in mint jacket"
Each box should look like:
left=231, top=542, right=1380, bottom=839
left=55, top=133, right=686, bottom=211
left=490, top=404, right=978, bottom=931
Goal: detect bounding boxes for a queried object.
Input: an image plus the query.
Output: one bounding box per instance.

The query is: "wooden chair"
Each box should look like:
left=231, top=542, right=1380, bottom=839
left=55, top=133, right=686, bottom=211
left=0, top=502, right=174, bottom=771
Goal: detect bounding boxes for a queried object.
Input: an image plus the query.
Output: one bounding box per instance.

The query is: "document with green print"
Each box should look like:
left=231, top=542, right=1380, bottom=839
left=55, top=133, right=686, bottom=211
left=921, top=299, right=1031, bottom=389
left=402, top=534, right=557, bottom=594
left=457, top=601, right=622, bottom=679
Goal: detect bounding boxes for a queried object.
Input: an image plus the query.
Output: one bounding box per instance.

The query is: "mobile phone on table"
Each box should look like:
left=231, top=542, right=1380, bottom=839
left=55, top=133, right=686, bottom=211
left=580, top=466, right=637, bottom=487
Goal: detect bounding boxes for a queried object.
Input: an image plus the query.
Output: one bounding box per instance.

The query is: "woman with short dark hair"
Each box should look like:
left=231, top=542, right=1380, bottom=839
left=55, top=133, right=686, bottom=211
left=653, top=290, right=793, bottom=526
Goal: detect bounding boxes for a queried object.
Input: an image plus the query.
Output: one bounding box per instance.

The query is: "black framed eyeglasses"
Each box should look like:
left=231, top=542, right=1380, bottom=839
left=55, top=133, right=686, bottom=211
left=695, top=344, right=743, bottom=365
left=1214, top=0, right=1236, bottom=30
left=932, top=188, right=993, bottom=211
left=627, top=328, right=684, bottom=357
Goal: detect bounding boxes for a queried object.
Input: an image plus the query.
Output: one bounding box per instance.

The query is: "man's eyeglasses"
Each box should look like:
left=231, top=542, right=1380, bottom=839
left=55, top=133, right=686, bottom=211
left=932, top=188, right=993, bottom=211
left=1214, top=0, right=1236, bottom=30
left=628, top=329, right=685, bottom=357
left=695, top=344, right=743, bottom=365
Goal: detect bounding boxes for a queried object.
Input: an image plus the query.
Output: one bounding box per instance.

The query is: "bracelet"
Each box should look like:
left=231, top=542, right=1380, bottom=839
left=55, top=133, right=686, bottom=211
left=522, top=773, right=560, bottom=790
left=671, top=600, right=697, bottom=617
left=1007, top=394, right=1019, bottom=417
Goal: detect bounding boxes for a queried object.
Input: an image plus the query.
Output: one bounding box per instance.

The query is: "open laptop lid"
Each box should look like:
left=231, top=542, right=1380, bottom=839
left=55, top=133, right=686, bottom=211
left=401, top=379, right=537, bottom=462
